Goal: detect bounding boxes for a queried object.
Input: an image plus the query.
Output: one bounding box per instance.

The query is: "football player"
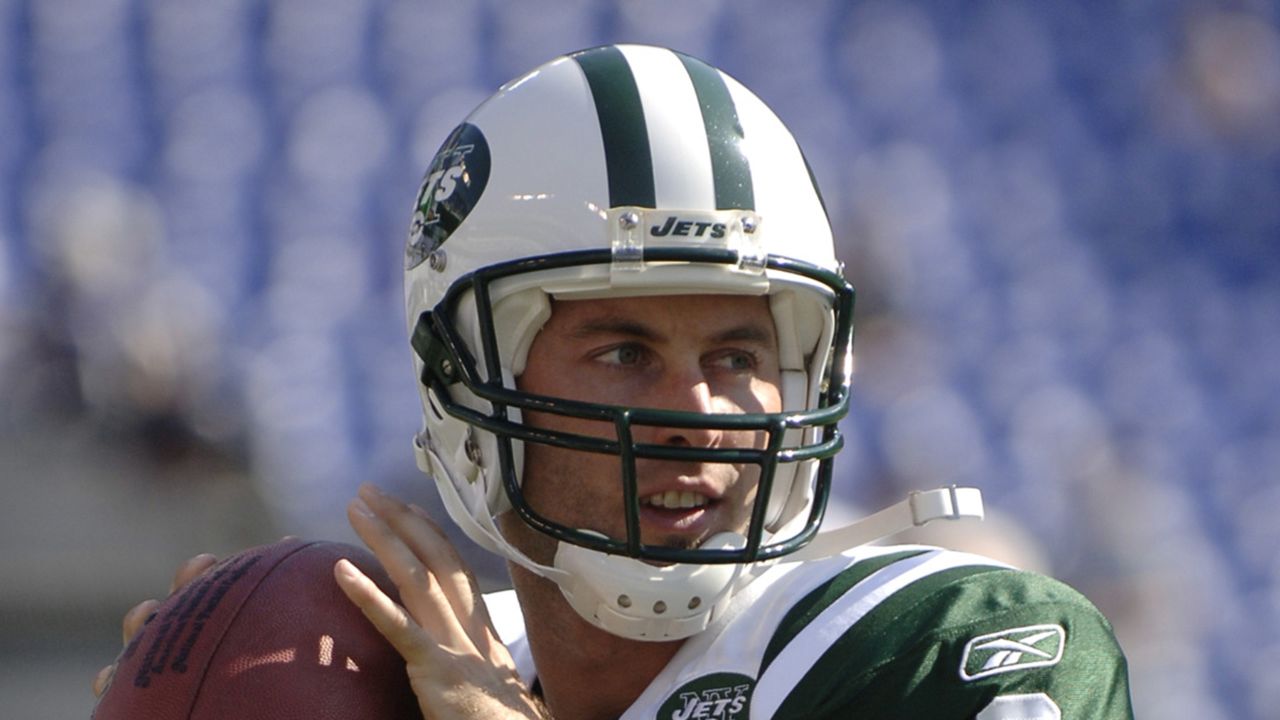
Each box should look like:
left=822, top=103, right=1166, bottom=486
left=98, top=45, right=1134, bottom=719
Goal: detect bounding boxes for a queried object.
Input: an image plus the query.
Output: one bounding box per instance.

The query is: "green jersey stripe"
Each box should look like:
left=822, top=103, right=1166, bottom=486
left=815, top=564, right=1013, bottom=679
left=756, top=551, right=1009, bottom=718
left=570, top=46, right=656, bottom=208
left=676, top=52, right=755, bottom=210
left=760, top=548, right=928, bottom=673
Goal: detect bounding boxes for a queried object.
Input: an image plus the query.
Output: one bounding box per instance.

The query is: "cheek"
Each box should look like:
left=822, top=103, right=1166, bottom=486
left=521, top=406, right=618, bottom=444
left=754, top=377, right=783, bottom=413
left=519, top=440, right=570, bottom=506
left=519, top=438, right=622, bottom=523
left=724, top=376, right=782, bottom=424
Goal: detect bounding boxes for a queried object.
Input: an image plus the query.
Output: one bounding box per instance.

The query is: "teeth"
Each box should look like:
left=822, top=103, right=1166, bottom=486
left=644, top=491, right=709, bottom=509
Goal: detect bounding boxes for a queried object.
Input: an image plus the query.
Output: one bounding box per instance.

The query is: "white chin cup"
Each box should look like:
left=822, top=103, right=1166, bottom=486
left=553, top=532, right=747, bottom=642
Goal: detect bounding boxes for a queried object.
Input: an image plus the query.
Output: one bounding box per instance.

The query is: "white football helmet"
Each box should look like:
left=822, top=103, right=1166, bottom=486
left=404, top=44, right=979, bottom=641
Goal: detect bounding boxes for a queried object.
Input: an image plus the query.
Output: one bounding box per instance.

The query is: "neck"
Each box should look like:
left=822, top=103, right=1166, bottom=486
left=508, top=563, right=684, bottom=720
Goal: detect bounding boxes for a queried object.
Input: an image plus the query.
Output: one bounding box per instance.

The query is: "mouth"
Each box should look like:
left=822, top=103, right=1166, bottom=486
left=635, top=486, right=722, bottom=540
left=626, top=468, right=743, bottom=545
left=642, top=490, right=711, bottom=510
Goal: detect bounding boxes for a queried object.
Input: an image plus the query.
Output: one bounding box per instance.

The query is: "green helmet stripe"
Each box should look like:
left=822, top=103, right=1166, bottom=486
left=676, top=52, right=756, bottom=211
left=571, top=46, right=657, bottom=209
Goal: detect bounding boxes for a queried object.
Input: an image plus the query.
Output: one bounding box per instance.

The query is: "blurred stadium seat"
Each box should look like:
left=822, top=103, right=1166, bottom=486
left=0, top=2, right=1276, bottom=717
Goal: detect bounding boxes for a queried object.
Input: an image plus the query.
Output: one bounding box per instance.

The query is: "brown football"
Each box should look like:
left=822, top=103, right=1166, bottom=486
left=93, top=538, right=421, bottom=719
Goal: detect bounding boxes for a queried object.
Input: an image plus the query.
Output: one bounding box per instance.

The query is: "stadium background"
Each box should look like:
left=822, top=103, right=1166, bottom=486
left=1, top=1, right=1276, bottom=717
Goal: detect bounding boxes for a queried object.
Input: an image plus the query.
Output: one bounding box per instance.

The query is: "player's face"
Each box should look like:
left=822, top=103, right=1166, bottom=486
left=507, top=294, right=783, bottom=562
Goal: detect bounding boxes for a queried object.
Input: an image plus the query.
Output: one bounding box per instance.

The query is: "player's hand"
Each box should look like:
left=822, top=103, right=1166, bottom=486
left=91, top=552, right=220, bottom=697
left=336, top=483, right=546, bottom=720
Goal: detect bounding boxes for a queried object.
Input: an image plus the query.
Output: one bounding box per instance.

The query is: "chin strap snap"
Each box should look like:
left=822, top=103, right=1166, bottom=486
left=791, top=486, right=985, bottom=561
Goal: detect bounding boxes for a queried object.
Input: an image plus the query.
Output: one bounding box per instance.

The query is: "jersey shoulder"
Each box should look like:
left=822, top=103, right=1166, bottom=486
left=758, top=546, right=1134, bottom=719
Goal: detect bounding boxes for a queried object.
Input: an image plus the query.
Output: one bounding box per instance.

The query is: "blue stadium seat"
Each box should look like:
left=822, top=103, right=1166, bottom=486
left=4, top=4, right=1278, bottom=714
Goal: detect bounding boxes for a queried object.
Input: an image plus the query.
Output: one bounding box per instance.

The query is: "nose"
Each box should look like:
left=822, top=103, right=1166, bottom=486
left=639, top=366, right=724, bottom=448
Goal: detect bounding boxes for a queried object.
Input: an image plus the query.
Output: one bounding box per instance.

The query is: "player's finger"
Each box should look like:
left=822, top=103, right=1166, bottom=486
left=169, top=554, right=219, bottom=595
left=122, top=598, right=161, bottom=646
left=332, top=557, right=436, bottom=666
left=346, top=497, right=472, bottom=650
left=357, top=486, right=486, bottom=620
left=92, top=664, right=115, bottom=697
left=170, top=553, right=219, bottom=595
left=356, top=485, right=495, bottom=648
left=402, top=501, right=509, bottom=657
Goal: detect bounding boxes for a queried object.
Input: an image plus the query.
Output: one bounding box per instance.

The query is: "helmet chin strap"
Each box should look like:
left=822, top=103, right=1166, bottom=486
left=553, top=532, right=749, bottom=642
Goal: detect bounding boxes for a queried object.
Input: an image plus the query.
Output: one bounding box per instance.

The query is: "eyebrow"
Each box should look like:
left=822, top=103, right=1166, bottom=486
left=570, top=317, right=776, bottom=346
left=712, top=324, right=776, bottom=346
left=571, top=318, right=660, bottom=341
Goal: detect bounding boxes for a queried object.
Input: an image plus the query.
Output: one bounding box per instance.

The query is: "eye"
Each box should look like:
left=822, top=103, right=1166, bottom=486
left=596, top=343, right=648, bottom=367
left=708, top=350, right=758, bottom=372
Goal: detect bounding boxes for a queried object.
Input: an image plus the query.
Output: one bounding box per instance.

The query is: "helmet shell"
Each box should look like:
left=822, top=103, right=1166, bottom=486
left=403, top=44, right=851, bottom=640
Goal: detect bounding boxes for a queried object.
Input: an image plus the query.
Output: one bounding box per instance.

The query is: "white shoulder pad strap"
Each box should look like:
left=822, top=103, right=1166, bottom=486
left=792, top=487, right=985, bottom=561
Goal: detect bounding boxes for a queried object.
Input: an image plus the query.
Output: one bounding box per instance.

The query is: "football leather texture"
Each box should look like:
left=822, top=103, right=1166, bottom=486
left=93, top=538, right=422, bottom=719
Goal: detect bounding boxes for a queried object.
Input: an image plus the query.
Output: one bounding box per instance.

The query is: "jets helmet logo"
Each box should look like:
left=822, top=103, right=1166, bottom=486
left=407, top=122, right=490, bottom=268
left=658, top=672, right=754, bottom=720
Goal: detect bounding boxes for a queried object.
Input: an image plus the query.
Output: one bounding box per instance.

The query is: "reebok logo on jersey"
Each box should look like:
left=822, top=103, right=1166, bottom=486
left=658, top=672, right=754, bottom=720
left=959, top=624, right=1065, bottom=681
